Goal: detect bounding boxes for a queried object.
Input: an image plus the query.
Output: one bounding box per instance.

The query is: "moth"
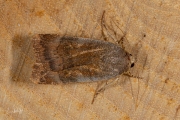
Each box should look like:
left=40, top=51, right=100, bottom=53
left=32, top=34, right=135, bottom=84
left=31, top=11, right=138, bottom=103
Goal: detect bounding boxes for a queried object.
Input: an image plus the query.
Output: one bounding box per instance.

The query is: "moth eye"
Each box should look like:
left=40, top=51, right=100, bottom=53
left=131, top=63, right=134, bottom=68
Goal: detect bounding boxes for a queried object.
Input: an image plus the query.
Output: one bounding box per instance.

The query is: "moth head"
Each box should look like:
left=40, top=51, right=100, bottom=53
left=129, top=54, right=135, bottom=68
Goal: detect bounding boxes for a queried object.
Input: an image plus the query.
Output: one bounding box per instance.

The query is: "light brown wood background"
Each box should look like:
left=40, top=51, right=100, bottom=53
left=1, top=0, right=180, bottom=120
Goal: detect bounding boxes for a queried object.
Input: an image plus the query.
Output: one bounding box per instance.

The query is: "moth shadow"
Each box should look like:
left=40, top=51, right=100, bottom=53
left=10, top=34, right=35, bottom=83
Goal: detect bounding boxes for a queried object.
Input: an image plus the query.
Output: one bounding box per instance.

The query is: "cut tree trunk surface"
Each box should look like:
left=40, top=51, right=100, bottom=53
left=0, top=0, right=180, bottom=120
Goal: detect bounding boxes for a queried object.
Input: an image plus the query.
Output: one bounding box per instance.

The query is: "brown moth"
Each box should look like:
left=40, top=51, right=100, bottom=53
left=32, top=34, right=135, bottom=84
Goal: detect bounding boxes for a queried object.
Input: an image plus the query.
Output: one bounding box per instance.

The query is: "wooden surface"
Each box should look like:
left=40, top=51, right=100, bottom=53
left=1, top=0, right=180, bottom=120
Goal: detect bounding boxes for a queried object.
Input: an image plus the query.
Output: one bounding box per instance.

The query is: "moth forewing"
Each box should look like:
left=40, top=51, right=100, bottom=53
left=32, top=34, right=133, bottom=84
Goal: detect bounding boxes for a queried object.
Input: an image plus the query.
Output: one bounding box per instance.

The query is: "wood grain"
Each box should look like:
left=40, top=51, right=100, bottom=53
left=1, top=0, right=180, bottom=120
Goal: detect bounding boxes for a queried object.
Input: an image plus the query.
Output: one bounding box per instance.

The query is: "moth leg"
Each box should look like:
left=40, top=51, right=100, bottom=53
left=91, top=81, right=106, bottom=104
left=91, top=78, right=119, bottom=104
left=123, top=71, right=142, bottom=79
left=116, top=32, right=125, bottom=50
left=110, top=20, right=127, bottom=49
left=101, top=11, right=127, bottom=49
left=101, top=11, right=108, bottom=41
left=101, top=11, right=117, bottom=43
